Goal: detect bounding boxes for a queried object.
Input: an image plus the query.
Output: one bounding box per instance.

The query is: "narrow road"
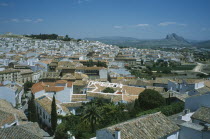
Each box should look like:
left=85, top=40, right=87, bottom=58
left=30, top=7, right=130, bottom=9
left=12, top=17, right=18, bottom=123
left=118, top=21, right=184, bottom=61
left=193, top=63, right=209, bottom=75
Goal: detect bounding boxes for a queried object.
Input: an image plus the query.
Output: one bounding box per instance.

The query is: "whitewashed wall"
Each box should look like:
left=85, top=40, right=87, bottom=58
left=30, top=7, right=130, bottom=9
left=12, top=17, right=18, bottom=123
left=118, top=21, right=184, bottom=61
left=185, top=93, right=210, bottom=111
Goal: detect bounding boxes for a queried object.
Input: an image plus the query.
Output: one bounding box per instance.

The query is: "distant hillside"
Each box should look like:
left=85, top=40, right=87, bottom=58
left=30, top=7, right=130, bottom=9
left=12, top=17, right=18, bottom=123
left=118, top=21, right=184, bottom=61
left=0, top=33, right=26, bottom=38
left=85, top=36, right=140, bottom=45
left=194, top=40, right=210, bottom=48
left=165, top=33, right=189, bottom=43
left=85, top=33, right=191, bottom=48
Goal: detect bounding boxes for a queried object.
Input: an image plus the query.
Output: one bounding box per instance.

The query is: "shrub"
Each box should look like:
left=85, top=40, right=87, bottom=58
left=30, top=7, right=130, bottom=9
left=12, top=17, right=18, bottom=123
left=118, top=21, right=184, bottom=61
left=102, top=87, right=115, bottom=93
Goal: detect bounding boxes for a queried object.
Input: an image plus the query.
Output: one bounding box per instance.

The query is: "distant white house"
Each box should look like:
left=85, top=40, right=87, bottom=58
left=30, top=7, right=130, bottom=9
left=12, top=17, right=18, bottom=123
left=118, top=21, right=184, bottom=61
left=27, top=58, right=39, bottom=66
left=0, top=84, right=23, bottom=107
left=168, top=79, right=204, bottom=94
left=31, top=80, right=73, bottom=103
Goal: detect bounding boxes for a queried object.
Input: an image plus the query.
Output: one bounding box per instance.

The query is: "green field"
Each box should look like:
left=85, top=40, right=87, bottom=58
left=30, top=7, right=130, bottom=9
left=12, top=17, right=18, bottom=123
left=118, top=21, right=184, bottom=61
left=151, top=65, right=196, bottom=71
left=171, top=65, right=196, bottom=70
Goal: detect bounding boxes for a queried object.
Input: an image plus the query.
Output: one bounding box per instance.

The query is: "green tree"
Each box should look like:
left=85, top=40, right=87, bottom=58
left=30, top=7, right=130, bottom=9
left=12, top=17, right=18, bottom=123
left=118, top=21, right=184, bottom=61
left=27, top=98, right=31, bottom=121
left=77, top=39, right=82, bottom=42
left=134, top=99, right=140, bottom=110
left=28, top=94, right=38, bottom=122
left=141, top=59, right=144, bottom=65
left=87, top=59, right=94, bottom=67
left=137, top=89, right=165, bottom=110
left=162, top=68, right=171, bottom=74
left=51, top=95, right=57, bottom=133
left=82, top=103, right=101, bottom=133
left=55, top=122, right=68, bottom=139
left=100, top=103, right=129, bottom=127
left=24, top=81, right=34, bottom=93
left=102, top=87, right=115, bottom=93
left=97, top=60, right=107, bottom=67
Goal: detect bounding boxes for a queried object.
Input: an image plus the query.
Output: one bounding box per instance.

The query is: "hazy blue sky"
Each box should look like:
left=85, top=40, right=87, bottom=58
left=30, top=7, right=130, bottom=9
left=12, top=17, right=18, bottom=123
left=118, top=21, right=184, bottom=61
left=0, top=0, right=210, bottom=40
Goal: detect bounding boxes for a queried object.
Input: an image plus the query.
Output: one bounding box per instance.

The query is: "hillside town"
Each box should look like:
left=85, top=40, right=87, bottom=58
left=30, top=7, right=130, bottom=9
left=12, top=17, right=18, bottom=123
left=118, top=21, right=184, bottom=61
left=0, top=33, right=210, bottom=139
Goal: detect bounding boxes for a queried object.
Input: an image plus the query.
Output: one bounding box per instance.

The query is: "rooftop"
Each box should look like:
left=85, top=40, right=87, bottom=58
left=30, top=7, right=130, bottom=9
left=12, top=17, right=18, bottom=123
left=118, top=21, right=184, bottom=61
left=191, top=106, right=210, bottom=124
left=98, top=112, right=180, bottom=139
left=0, top=122, right=43, bottom=139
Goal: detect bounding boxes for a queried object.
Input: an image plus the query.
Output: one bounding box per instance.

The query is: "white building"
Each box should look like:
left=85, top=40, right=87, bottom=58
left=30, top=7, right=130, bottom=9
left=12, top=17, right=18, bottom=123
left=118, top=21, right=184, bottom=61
left=86, top=81, right=145, bottom=103
left=31, top=80, right=73, bottom=103
left=35, top=95, right=69, bottom=128
left=185, top=92, right=210, bottom=112
left=179, top=107, right=210, bottom=139
left=168, top=79, right=204, bottom=94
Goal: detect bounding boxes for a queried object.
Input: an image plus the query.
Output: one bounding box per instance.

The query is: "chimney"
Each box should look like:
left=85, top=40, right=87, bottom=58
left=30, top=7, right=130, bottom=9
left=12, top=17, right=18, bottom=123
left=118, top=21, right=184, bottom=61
left=115, top=127, right=121, bottom=139
left=14, top=113, right=19, bottom=125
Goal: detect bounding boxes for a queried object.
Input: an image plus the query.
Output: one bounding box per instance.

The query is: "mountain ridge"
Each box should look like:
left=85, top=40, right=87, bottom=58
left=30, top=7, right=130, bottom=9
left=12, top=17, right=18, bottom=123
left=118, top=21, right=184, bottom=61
left=85, top=33, right=192, bottom=48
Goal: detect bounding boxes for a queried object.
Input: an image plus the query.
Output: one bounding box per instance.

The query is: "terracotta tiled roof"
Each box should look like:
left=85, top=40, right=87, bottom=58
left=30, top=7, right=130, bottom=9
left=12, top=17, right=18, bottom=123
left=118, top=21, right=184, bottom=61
left=44, top=86, right=65, bottom=92
left=67, top=82, right=73, bottom=87
left=36, top=96, right=56, bottom=114
left=191, top=106, right=210, bottom=124
left=35, top=96, right=69, bottom=114
left=0, top=110, right=15, bottom=127
left=71, top=94, right=87, bottom=102
left=184, top=79, right=204, bottom=84
left=87, top=92, right=122, bottom=103
left=154, top=78, right=168, bottom=84
left=61, top=102, right=82, bottom=108
left=55, top=80, right=67, bottom=84
left=73, top=80, right=87, bottom=86
left=122, top=86, right=145, bottom=95
left=61, top=73, right=76, bottom=80
left=31, top=80, right=73, bottom=94
left=0, top=122, right=43, bottom=139
left=0, top=99, right=27, bottom=121
left=205, top=80, right=210, bottom=88
left=98, top=112, right=180, bottom=139
left=169, top=79, right=204, bottom=84
left=74, top=73, right=83, bottom=80
left=39, top=59, right=52, bottom=64
left=76, top=67, right=105, bottom=70
left=31, top=82, right=45, bottom=94
left=146, top=86, right=165, bottom=93
left=123, top=95, right=138, bottom=102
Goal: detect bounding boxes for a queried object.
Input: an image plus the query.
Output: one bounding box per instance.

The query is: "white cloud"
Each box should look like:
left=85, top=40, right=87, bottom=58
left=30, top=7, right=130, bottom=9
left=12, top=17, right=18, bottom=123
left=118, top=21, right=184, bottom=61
left=0, top=18, right=44, bottom=23
left=136, top=24, right=149, bottom=27
left=158, top=22, right=187, bottom=26
left=179, top=23, right=187, bottom=26
left=34, top=18, right=44, bottom=23
left=0, top=3, right=8, bottom=6
left=114, top=26, right=123, bottom=29
left=158, top=22, right=176, bottom=26
left=77, top=0, right=91, bottom=4
left=11, top=19, right=19, bottom=22
left=23, top=19, right=33, bottom=22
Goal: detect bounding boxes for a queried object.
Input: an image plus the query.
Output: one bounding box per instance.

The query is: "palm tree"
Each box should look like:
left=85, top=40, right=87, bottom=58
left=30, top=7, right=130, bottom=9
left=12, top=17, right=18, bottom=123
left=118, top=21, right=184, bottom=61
left=102, top=103, right=121, bottom=124
left=82, top=103, right=101, bottom=133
